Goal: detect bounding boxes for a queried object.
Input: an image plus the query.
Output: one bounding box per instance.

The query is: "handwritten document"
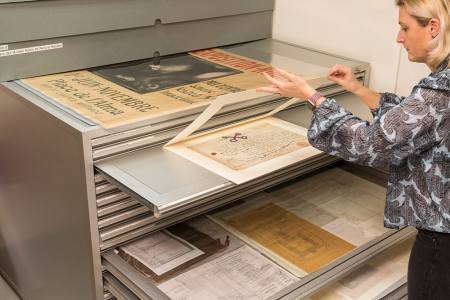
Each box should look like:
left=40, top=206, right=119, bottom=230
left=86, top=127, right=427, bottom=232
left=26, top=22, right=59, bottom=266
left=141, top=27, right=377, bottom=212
left=188, top=121, right=310, bottom=171
left=167, top=117, right=321, bottom=184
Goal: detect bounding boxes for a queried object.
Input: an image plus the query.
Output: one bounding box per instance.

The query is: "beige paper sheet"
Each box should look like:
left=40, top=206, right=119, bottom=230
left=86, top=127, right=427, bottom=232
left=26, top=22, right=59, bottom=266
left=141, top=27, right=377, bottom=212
left=166, top=116, right=321, bottom=184
left=21, top=48, right=317, bottom=129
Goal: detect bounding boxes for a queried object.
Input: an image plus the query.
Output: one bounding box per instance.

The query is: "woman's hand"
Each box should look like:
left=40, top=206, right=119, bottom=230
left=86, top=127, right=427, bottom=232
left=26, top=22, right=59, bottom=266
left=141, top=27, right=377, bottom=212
left=328, top=64, right=381, bottom=109
left=256, top=68, right=317, bottom=99
left=327, top=64, right=362, bottom=93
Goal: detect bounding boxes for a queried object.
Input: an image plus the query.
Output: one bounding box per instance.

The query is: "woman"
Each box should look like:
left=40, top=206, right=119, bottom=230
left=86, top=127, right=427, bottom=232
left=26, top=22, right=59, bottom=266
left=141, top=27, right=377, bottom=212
left=258, top=0, right=450, bottom=299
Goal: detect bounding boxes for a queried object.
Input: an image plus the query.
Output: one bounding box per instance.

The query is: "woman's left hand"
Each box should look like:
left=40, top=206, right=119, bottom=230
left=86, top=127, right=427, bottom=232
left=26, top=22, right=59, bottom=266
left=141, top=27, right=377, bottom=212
left=256, top=68, right=317, bottom=99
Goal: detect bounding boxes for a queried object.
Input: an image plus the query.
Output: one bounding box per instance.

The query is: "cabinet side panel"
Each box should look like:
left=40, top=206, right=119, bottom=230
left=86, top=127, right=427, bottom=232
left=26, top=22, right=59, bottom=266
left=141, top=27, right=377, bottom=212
left=0, top=86, right=99, bottom=300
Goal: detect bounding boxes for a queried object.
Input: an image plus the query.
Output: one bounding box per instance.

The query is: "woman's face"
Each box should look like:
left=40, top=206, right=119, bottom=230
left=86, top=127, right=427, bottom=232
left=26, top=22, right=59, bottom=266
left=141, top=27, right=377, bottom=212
left=396, top=6, right=434, bottom=63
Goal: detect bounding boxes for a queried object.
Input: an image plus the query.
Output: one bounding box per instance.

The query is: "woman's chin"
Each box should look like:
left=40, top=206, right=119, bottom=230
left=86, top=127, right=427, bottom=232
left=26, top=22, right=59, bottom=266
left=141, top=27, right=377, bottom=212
left=407, top=53, right=418, bottom=62
left=407, top=52, right=427, bottom=63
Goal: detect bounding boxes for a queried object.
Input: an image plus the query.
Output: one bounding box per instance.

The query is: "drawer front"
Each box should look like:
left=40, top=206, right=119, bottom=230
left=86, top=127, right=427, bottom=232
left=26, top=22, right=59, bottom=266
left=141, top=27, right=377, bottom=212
left=0, top=11, right=272, bottom=81
left=0, top=0, right=274, bottom=43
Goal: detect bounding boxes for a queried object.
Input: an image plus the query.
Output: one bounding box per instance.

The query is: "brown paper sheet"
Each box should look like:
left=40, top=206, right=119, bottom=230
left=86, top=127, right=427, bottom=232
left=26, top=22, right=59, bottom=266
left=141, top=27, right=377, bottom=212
left=217, top=203, right=355, bottom=274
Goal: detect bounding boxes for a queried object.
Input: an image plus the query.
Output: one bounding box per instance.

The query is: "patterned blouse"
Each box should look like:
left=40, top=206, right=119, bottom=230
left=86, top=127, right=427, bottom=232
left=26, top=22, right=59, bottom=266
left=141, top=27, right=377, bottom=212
left=307, top=58, right=450, bottom=233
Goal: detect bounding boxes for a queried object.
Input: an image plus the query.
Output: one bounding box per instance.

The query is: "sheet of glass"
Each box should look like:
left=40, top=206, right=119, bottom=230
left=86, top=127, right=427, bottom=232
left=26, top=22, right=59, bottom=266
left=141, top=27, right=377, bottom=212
left=19, top=49, right=280, bottom=128
left=158, top=245, right=298, bottom=300
left=309, top=237, right=414, bottom=300
left=119, top=231, right=204, bottom=276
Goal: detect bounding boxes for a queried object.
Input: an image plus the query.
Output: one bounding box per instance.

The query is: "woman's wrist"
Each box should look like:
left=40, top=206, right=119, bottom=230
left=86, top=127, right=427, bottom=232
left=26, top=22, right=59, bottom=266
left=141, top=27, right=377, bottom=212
left=306, top=90, right=326, bottom=111
left=315, top=96, right=327, bottom=108
left=350, top=83, right=365, bottom=96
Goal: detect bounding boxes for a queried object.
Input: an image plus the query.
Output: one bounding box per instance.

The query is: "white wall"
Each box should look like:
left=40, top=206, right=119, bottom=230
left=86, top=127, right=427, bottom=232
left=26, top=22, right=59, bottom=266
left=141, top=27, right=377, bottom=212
left=272, top=0, right=429, bottom=96
left=396, top=49, right=430, bottom=96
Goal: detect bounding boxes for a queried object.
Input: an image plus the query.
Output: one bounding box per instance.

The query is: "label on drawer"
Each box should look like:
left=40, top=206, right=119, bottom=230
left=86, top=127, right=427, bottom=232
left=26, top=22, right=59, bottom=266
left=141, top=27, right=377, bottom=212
left=0, top=45, right=8, bottom=51
left=0, top=43, right=63, bottom=57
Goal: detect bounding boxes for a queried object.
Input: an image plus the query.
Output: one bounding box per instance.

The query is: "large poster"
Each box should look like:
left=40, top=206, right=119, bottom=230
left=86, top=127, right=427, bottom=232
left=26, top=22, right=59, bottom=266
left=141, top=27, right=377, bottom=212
left=21, top=49, right=278, bottom=128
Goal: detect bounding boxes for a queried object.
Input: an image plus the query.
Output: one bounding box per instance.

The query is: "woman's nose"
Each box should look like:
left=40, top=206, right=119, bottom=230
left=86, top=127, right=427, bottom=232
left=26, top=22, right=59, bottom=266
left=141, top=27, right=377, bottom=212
left=396, top=32, right=404, bottom=44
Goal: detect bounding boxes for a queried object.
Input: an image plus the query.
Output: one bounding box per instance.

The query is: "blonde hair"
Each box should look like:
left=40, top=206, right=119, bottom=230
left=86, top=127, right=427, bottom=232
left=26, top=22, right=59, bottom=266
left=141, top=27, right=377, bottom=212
left=396, top=0, right=450, bottom=70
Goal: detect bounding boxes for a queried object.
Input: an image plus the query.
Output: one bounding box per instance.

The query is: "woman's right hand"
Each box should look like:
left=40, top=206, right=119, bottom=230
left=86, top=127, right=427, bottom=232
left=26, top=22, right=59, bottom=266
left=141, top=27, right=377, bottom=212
left=327, top=64, right=362, bottom=94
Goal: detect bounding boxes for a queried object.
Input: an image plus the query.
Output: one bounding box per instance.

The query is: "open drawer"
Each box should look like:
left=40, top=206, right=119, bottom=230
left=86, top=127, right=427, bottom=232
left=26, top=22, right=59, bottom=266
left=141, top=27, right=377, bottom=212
left=100, top=164, right=415, bottom=299
left=94, top=101, right=340, bottom=250
left=94, top=91, right=375, bottom=250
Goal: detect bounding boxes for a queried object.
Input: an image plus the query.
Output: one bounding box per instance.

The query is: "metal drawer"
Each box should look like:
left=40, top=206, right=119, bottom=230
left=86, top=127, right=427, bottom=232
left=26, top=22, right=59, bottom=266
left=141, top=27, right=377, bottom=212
left=98, top=164, right=415, bottom=300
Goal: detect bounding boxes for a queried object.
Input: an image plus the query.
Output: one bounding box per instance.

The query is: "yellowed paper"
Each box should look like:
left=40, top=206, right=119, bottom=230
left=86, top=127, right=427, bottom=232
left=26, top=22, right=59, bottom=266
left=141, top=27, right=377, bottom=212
left=166, top=117, right=321, bottom=184
left=20, top=49, right=301, bottom=128
left=213, top=203, right=356, bottom=276
left=188, top=121, right=310, bottom=171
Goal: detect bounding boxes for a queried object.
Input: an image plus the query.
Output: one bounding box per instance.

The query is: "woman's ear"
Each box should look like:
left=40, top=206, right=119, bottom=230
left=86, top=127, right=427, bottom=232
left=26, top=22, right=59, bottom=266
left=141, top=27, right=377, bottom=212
left=429, top=18, right=440, bottom=39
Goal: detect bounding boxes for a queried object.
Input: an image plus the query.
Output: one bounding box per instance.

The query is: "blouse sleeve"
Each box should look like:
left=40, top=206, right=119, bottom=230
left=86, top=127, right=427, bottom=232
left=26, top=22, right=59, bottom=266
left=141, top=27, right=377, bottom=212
left=370, top=92, right=405, bottom=120
left=307, top=87, right=450, bottom=168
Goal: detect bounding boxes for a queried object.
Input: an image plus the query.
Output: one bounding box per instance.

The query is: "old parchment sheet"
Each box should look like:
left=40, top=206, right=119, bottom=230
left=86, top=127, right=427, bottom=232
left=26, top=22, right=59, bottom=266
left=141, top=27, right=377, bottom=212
left=166, top=116, right=320, bottom=184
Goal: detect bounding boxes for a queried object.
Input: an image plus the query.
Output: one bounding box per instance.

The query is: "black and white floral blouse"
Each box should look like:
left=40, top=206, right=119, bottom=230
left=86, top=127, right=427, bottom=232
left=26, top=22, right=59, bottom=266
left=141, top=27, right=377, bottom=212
left=308, top=58, right=450, bottom=233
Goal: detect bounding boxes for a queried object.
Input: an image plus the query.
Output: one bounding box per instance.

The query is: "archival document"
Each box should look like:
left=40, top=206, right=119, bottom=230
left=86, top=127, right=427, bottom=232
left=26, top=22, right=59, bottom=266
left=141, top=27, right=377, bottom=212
left=158, top=245, right=298, bottom=300
left=20, top=49, right=282, bottom=128
left=211, top=202, right=356, bottom=277
left=310, top=237, right=414, bottom=300
left=166, top=116, right=321, bottom=184
left=118, top=230, right=204, bottom=277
